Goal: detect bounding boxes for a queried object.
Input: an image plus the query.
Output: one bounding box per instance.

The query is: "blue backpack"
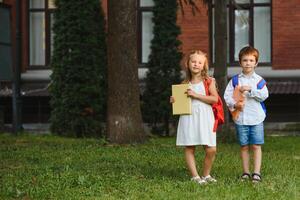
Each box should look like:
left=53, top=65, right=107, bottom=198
left=232, top=74, right=267, bottom=113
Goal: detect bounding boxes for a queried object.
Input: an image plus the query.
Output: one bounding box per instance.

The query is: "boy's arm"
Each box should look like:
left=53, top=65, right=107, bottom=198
left=247, top=85, right=269, bottom=102
left=223, top=80, right=236, bottom=111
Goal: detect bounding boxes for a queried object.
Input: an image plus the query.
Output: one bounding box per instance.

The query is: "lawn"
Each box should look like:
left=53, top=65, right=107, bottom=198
left=0, top=133, right=299, bottom=200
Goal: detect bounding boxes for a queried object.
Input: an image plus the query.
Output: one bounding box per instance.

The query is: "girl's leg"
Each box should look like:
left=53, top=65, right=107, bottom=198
left=202, top=146, right=217, bottom=177
left=252, top=144, right=262, bottom=174
left=240, top=145, right=250, bottom=174
left=184, top=146, right=199, bottom=177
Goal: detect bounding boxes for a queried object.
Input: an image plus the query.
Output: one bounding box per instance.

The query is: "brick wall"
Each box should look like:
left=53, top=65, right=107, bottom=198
left=177, top=1, right=209, bottom=62
left=272, top=0, right=300, bottom=69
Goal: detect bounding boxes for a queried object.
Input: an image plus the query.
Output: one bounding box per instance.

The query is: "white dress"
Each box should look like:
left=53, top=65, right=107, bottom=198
left=176, top=82, right=216, bottom=147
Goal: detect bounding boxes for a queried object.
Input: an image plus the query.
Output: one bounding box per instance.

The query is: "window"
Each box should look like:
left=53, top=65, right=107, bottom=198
left=138, top=0, right=154, bottom=65
left=211, top=0, right=271, bottom=65
left=29, top=0, right=56, bottom=68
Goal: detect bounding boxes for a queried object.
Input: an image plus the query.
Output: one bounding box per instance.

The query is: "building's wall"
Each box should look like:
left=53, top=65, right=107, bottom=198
left=4, top=0, right=300, bottom=71
left=177, top=2, right=209, bottom=60
left=272, top=0, right=300, bottom=69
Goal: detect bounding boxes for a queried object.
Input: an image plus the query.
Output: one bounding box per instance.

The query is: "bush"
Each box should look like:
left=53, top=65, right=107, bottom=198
left=50, top=0, right=107, bottom=137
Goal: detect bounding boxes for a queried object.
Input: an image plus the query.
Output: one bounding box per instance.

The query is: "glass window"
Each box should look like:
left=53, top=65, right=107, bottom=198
left=254, top=7, right=271, bottom=62
left=211, top=0, right=271, bottom=65
left=29, top=0, right=55, bottom=68
left=142, top=12, right=154, bottom=63
left=0, top=7, right=11, bottom=43
left=139, top=1, right=154, bottom=64
left=30, top=0, right=45, bottom=9
left=234, top=10, right=249, bottom=60
left=140, top=0, right=154, bottom=7
left=30, top=12, right=45, bottom=65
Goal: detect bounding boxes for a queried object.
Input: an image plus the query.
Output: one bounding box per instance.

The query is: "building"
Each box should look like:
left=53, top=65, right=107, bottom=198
left=0, top=0, right=299, bottom=126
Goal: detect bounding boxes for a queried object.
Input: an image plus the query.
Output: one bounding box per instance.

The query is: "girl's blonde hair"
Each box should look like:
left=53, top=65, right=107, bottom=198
left=183, top=50, right=209, bottom=83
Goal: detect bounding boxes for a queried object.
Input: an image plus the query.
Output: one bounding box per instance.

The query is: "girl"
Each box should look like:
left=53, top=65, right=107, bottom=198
left=170, top=50, right=218, bottom=184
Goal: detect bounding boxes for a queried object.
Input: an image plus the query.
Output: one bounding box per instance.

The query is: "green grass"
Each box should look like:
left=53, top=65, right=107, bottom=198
left=0, top=133, right=299, bottom=200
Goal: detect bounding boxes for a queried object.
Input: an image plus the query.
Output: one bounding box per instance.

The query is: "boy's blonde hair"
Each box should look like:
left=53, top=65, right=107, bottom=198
left=239, top=46, right=259, bottom=63
left=183, top=50, right=209, bottom=83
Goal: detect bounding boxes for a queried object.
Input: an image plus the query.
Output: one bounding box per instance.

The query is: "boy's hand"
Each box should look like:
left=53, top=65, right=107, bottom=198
left=170, top=96, right=175, bottom=103
left=186, top=89, right=198, bottom=99
left=234, top=101, right=245, bottom=111
left=239, top=85, right=252, bottom=93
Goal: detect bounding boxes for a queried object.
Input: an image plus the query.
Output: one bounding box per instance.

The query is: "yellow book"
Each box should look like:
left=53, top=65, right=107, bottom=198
left=172, top=84, right=192, bottom=115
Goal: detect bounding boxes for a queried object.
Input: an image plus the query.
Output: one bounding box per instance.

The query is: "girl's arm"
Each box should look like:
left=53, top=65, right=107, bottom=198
left=187, top=79, right=218, bottom=104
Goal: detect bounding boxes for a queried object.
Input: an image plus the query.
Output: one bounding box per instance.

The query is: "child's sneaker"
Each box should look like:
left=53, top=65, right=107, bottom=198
left=202, top=175, right=217, bottom=183
left=191, top=176, right=207, bottom=185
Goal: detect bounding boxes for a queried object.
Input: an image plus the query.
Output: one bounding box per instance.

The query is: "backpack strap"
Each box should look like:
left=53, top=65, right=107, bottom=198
left=257, top=78, right=266, bottom=89
left=203, top=77, right=212, bottom=96
left=257, top=78, right=267, bottom=113
left=232, top=74, right=239, bottom=88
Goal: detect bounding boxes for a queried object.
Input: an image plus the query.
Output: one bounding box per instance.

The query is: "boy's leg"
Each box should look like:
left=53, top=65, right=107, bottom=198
left=235, top=124, right=251, bottom=174
left=252, top=145, right=262, bottom=174
left=185, top=146, right=199, bottom=177
left=249, top=123, right=264, bottom=175
left=240, top=145, right=250, bottom=174
left=202, top=146, right=217, bottom=177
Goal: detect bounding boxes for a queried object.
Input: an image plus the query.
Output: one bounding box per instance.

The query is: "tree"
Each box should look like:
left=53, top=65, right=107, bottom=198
left=142, top=0, right=182, bottom=136
left=106, top=0, right=146, bottom=143
left=212, top=0, right=231, bottom=141
left=50, top=0, right=107, bottom=137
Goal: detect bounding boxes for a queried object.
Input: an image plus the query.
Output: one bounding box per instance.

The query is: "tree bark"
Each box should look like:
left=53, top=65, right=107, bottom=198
left=107, top=0, right=146, bottom=143
left=214, top=0, right=231, bottom=140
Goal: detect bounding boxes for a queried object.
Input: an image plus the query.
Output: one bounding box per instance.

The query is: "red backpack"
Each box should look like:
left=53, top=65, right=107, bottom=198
left=203, top=78, right=225, bottom=132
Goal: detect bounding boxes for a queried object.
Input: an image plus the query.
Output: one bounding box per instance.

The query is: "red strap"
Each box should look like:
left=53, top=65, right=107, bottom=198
left=203, top=78, right=212, bottom=95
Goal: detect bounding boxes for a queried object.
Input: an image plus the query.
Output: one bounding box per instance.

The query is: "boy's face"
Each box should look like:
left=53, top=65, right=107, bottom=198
left=240, top=54, right=257, bottom=75
left=188, top=54, right=206, bottom=75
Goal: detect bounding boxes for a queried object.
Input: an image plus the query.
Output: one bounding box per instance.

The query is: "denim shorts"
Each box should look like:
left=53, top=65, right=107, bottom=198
left=235, top=123, right=264, bottom=146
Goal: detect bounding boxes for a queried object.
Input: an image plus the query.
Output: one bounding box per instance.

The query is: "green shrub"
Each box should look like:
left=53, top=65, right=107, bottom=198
left=50, top=0, right=107, bottom=137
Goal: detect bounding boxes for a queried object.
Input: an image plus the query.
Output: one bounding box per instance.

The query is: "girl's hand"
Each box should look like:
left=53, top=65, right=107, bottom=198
left=170, top=96, right=175, bottom=103
left=186, top=89, right=199, bottom=99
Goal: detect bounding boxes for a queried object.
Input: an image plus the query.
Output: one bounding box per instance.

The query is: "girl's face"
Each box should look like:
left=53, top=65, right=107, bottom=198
left=240, top=54, right=257, bottom=75
left=188, top=54, right=206, bottom=75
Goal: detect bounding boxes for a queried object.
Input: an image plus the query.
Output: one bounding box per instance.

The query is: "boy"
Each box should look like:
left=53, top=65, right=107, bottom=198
left=224, top=46, right=269, bottom=183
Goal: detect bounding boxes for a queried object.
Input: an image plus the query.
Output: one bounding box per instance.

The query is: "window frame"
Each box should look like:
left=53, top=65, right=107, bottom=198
left=210, top=0, right=272, bottom=66
left=28, top=0, right=55, bottom=69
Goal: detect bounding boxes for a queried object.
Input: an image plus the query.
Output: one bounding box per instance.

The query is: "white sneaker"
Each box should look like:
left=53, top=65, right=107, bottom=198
left=191, top=176, right=207, bottom=185
left=202, top=175, right=217, bottom=183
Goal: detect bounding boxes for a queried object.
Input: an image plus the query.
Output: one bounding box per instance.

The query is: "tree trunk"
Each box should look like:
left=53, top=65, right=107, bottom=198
left=214, top=0, right=232, bottom=141
left=107, top=0, right=146, bottom=144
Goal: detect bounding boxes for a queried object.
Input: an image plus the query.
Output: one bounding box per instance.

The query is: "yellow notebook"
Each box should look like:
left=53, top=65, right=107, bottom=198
left=172, top=84, right=192, bottom=115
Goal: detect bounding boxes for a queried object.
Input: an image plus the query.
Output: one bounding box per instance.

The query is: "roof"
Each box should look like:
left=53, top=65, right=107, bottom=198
left=267, top=81, right=300, bottom=95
